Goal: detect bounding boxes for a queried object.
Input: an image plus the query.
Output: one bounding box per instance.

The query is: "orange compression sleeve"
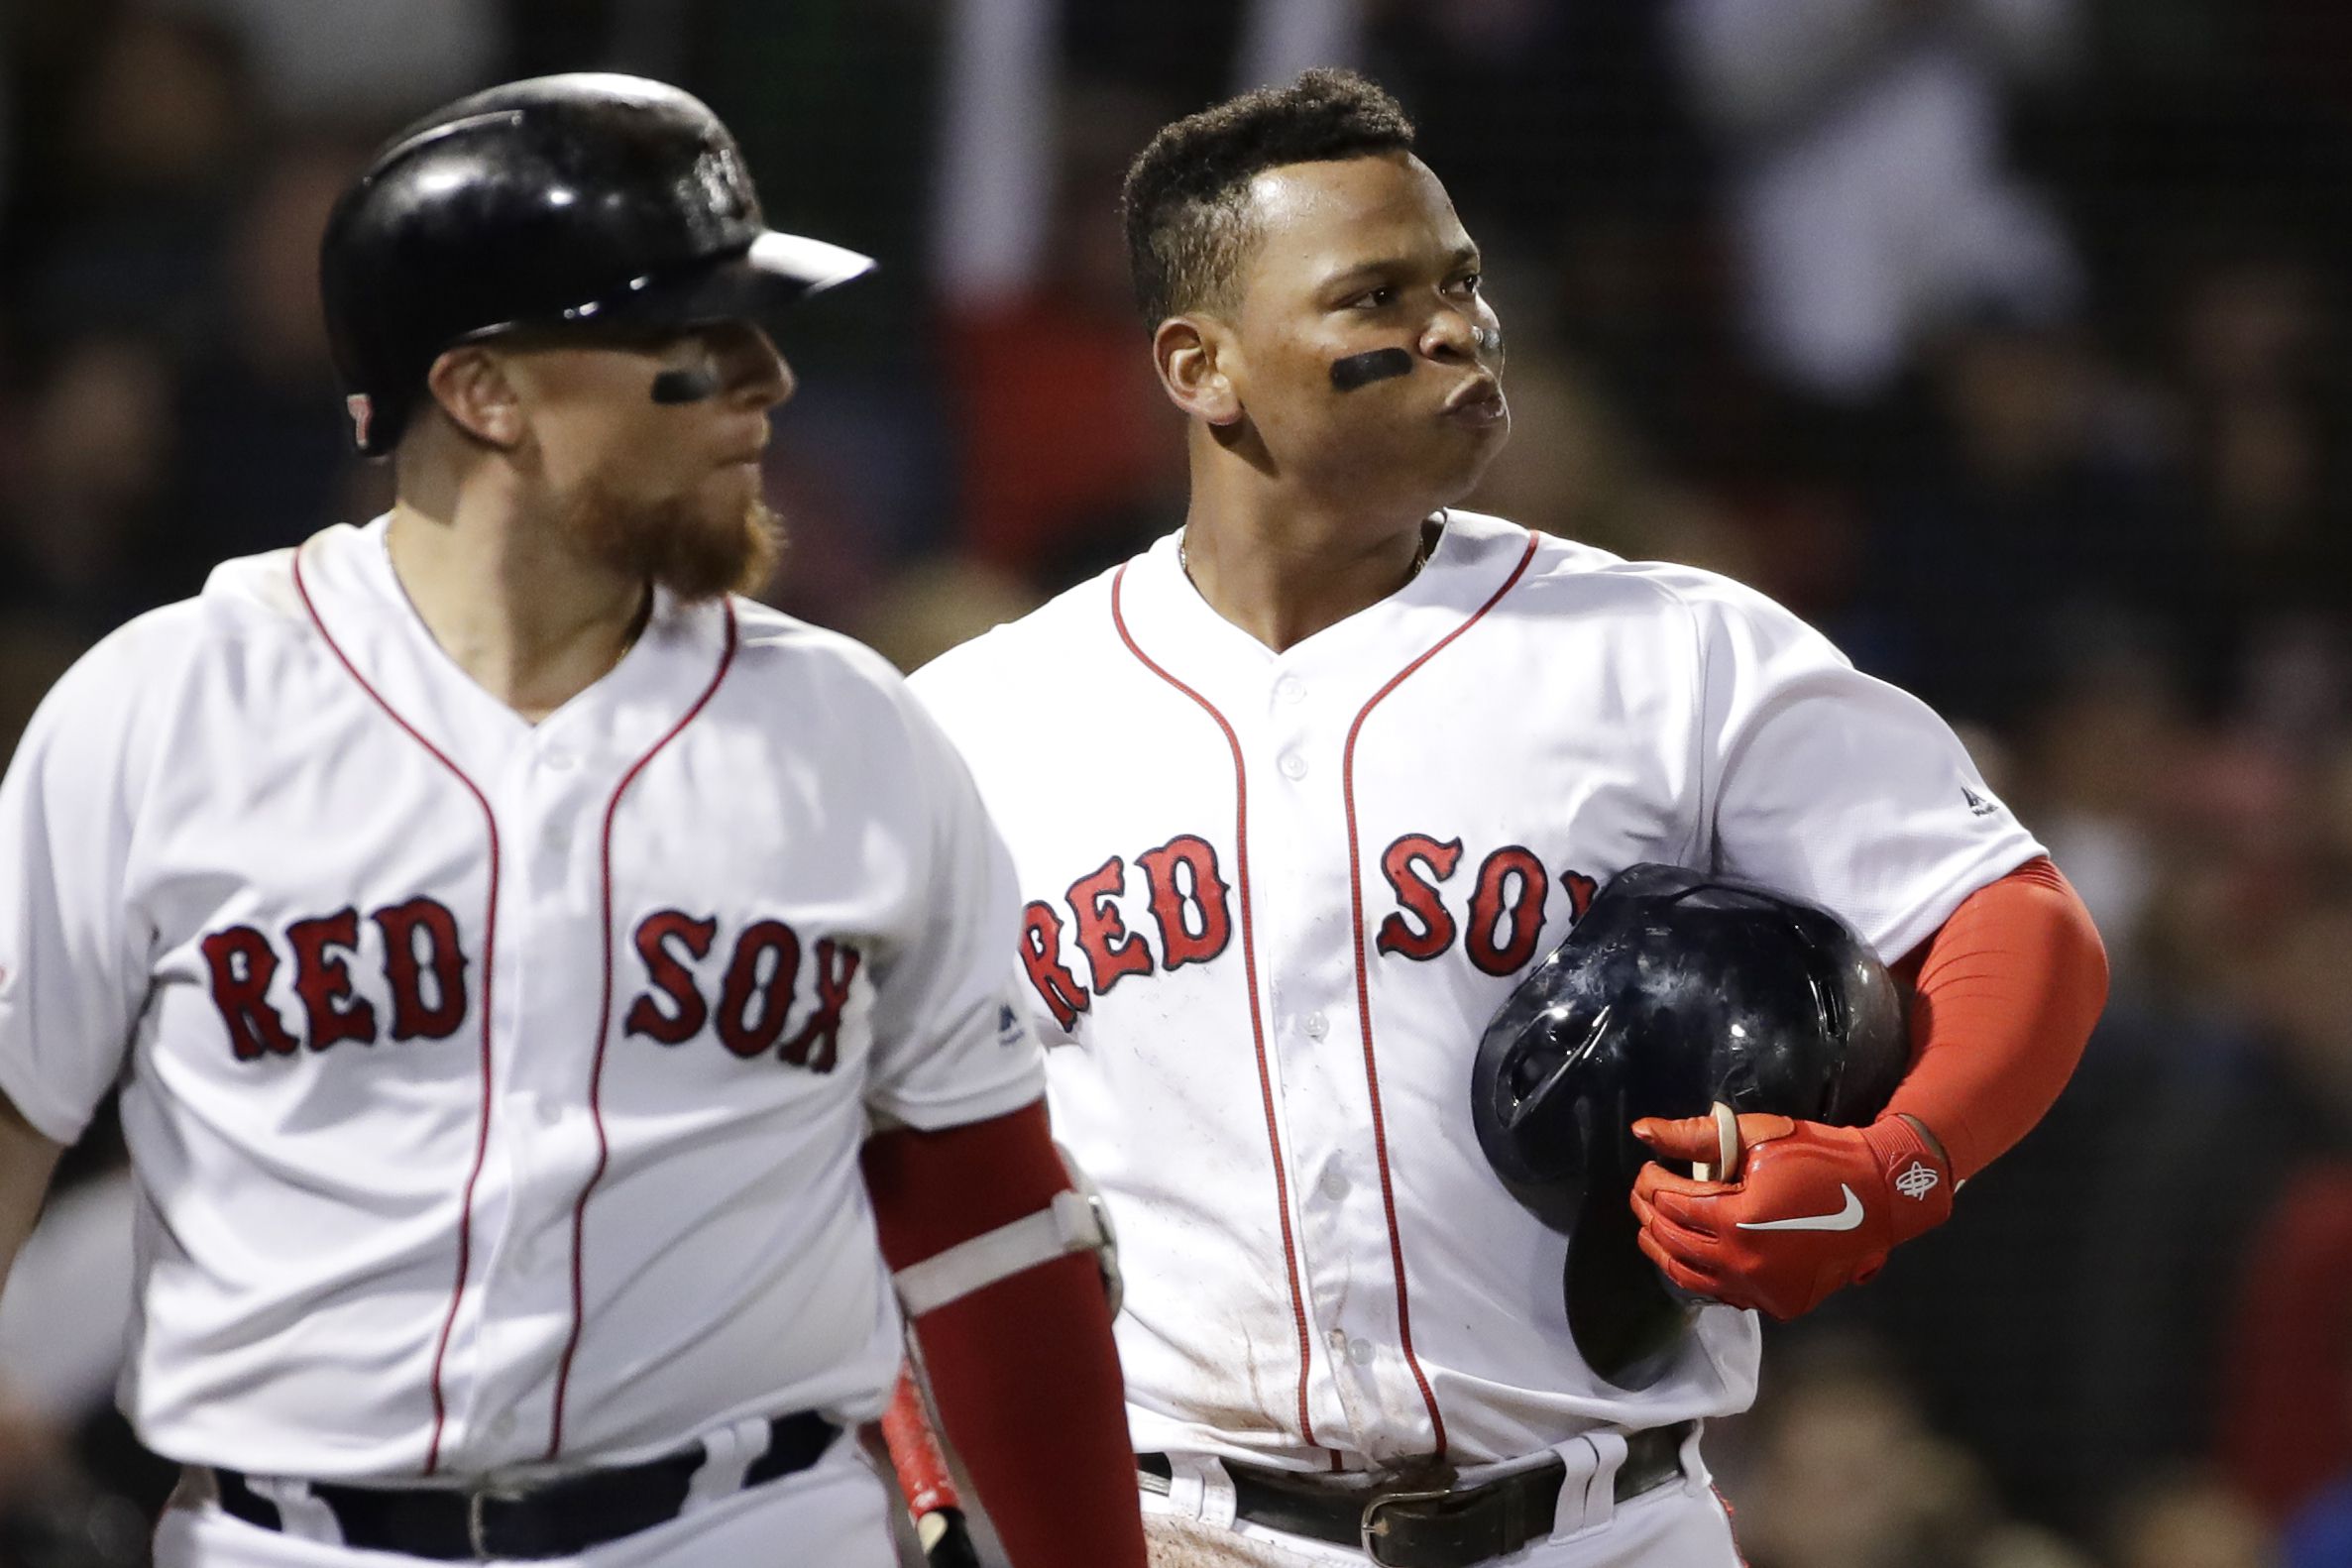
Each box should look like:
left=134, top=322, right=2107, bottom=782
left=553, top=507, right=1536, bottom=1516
left=861, top=1100, right=1146, bottom=1568
left=1883, top=856, right=2110, bottom=1181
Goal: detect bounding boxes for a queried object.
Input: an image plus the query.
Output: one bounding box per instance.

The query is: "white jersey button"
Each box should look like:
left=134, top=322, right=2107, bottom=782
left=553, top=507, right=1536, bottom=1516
left=1278, top=753, right=1307, bottom=781
left=487, top=1410, right=517, bottom=1441
left=1275, top=676, right=1304, bottom=703
left=1348, top=1338, right=1375, bottom=1366
left=1303, top=1011, right=1328, bottom=1042
left=543, top=749, right=579, bottom=772
left=535, top=1099, right=564, bottom=1129
left=1319, top=1167, right=1349, bottom=1200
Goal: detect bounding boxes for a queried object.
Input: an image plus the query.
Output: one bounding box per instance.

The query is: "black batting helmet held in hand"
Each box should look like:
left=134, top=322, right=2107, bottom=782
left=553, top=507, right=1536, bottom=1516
left=1470, top=864, right=1908, bottom=1387
left=318, top=72, right=875, bottom=457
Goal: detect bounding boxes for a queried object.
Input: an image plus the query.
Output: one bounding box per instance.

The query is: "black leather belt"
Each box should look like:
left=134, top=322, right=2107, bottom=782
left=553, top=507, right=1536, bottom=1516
left=215, top=1409, right=837, bottom=1561
left=1139, top=1422, right=1691, bottom=1568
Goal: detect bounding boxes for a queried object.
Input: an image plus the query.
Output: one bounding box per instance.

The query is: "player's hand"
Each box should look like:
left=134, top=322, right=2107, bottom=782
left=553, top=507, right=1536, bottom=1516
left=1626, top=1111, right=1954, bottom=1321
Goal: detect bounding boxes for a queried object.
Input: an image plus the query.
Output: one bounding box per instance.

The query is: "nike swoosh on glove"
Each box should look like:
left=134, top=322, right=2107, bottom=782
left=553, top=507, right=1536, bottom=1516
left=1626, top=1113, right=1955, bottom=1321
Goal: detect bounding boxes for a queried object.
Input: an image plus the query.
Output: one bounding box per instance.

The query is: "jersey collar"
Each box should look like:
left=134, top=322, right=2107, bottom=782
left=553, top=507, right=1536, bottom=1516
left=293, top=514, right=735, bottom=769
left=1116, top=510, right=1533, bottom=704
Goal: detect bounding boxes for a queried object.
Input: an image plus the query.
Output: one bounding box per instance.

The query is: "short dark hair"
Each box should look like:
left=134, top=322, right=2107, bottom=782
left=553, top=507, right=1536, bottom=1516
left=1119, top=67, right=1416, bottom=328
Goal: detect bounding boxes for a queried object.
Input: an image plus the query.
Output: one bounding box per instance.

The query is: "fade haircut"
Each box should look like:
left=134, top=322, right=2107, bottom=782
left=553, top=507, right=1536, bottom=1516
left=1120, top=67, right=1416, bottom=329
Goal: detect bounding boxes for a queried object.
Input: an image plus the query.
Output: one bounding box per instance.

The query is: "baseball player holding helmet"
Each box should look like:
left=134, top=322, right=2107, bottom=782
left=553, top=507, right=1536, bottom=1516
left=0, top=74, right=1145, bottom=1568
left=909, top=69, right=2110, bottom=1567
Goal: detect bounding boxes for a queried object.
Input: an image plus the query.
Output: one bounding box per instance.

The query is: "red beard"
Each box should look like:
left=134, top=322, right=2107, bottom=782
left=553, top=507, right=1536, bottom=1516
left=561, top=479, right=783, bottom=604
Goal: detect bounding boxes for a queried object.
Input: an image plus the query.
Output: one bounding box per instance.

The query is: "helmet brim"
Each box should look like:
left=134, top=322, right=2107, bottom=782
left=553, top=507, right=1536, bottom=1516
left=379, top=229, right=876, bottom=457
left=612, top=229, right=875, bottom=328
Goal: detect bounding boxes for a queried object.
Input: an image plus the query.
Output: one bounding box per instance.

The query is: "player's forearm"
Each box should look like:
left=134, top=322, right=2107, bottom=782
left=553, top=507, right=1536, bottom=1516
left=1884, top=855, right=2108, bottom=1179
left=905, top=1253, right=1142, bottom=1567
left=0, top=1093, right=63, bottom=1291
left=862, top=1105, right=1146, bottom=1568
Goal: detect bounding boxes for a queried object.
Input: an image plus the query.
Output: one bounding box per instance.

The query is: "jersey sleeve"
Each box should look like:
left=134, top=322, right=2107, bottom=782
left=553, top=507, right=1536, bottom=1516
left=0, top=634, right=154, bottom=1144
left=1689, top=574, right=2044, bottom=961
left=861, top=687, right=1047, bottom=1130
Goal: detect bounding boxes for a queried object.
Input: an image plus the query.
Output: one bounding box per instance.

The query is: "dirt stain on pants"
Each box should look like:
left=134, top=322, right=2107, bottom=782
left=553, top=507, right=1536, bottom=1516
left=1144, top=1511, right=1346, bottom=1568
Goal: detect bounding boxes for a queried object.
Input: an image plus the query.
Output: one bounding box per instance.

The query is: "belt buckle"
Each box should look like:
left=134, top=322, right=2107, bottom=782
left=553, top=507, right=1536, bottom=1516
left=1360, top=1485, right=1452, bottom=1566
left=465, top=1482, right=529, bottom=1561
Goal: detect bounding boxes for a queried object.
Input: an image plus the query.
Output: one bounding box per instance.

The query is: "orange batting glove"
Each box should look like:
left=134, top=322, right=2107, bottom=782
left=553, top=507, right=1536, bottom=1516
left=1627, top=1112, right=1955, bottom=1321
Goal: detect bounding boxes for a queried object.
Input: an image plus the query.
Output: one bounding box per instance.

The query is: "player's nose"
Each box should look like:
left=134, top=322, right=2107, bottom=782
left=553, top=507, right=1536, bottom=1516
left=1419, top=304, right=1482, bottom=366
left=715, top=323, right=794, bottom=411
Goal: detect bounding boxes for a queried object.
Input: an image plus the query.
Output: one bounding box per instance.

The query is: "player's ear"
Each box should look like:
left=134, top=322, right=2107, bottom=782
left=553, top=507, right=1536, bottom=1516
left=1153, top=316, right=1243, bottom=427
left=424, top=346, right=526, bottom=451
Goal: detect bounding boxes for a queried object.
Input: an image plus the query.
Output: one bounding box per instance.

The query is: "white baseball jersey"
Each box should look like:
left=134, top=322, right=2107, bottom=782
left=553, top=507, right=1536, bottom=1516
left=908, top=508, right=2042, bottom=1472
left=0, top=515, right=1045, bottom=1483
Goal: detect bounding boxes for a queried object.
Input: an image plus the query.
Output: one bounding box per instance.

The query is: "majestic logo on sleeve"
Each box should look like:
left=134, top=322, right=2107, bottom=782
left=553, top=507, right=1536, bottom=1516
left=1015, top=830, right=1596, bottom=1024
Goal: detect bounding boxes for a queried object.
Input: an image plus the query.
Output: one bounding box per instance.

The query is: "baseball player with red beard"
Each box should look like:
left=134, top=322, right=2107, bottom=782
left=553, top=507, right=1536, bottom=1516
left=909, top=69, right=2109, bottom=1567
left=0, top=75, right=1144, bottom=1568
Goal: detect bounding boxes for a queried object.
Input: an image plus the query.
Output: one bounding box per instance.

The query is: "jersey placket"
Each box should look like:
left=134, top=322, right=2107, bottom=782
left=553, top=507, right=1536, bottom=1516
left=440, top=716, right=615, bottom=1472
left=1245, top=657, right=1431, bottom=1462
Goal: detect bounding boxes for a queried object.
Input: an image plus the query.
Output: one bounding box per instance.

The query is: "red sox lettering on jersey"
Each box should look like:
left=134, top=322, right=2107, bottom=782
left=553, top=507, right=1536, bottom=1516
left=0, top=518, right=1043, bottom=1485
left=198, top=902, right=862, bottom=1073
left=1019, top=834, right=1601, bottom=1027
left=910, top=509, right=2043, bottom=1473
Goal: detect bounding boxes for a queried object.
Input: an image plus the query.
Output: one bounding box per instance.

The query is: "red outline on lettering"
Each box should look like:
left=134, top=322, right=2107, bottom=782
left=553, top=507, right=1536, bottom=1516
left=547, top=604, right=738, bottom=1458
left=1110, top=565, right=1320, bottom=1449
left=1340, top=530, right=1537, bottom=1458
left=293, top=547, right=497, bottom=1478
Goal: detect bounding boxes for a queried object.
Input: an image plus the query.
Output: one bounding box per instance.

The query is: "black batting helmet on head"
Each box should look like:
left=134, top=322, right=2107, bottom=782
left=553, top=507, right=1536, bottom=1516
left=318, top=72, right=874, bottom=457
left=1470, top=864, right=1908, bottom=1387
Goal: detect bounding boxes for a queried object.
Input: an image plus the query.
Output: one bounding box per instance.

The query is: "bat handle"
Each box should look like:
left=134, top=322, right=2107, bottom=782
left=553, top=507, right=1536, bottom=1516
left=918, top=1508, right=983, bottom=1567
left=882, top=1362, right=963, bottom=1521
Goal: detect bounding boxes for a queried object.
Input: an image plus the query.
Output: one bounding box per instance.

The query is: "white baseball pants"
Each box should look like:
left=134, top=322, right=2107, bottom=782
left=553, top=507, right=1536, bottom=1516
left=152, top=1439, right=899, bottom=1568
left=1138, top=1428, right=1743, bottom=1568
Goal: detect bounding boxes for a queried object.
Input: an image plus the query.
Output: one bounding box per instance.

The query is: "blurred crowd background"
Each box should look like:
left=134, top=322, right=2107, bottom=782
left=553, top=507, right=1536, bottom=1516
left=3, top=1, right=2351, bottom=1565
